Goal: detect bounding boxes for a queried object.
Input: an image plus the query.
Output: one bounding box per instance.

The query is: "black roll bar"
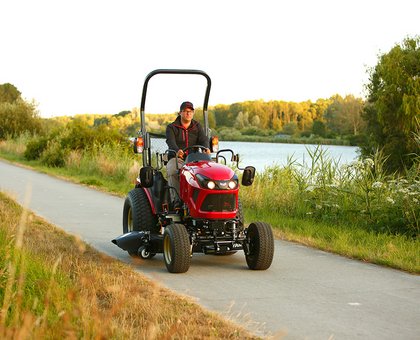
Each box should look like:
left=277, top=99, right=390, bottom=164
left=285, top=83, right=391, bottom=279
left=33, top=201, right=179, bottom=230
left=139, top=69, right=212, bottom=136
left=139, top=69, right=212, bottom=167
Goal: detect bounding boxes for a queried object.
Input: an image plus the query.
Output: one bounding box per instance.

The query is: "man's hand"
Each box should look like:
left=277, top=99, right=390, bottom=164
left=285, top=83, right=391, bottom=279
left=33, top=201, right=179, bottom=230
left=176, top=149, right=185, bottom=158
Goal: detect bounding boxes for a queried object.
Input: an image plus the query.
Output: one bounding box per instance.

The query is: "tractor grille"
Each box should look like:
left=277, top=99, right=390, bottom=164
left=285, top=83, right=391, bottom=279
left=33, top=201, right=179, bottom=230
left=201, top=194, right=236, bottom=212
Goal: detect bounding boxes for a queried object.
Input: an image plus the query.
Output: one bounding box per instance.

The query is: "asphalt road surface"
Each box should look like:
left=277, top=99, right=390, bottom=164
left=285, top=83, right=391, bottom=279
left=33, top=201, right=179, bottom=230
left=1, top=159, right=419, bottom=339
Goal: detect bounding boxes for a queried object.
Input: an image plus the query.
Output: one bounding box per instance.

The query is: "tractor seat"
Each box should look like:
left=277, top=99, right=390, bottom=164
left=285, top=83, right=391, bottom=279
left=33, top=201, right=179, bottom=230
left=185, top=153, right=212, bottom=163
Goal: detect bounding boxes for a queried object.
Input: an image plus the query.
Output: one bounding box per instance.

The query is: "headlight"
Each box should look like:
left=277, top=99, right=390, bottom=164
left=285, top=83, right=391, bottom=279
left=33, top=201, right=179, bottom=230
left=207, top=181, right=216, bottom=189
left=228, top=180, right=237, bottom=189
left=227, top=174, right=239, bottom=189
left=196, top=174, right=238, bottom=190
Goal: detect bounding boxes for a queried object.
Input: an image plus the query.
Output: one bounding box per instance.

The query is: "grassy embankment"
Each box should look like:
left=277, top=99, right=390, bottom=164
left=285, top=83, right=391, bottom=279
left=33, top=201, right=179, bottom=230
left=0, top=136, right=419, bottom=274
left=0, top=192, right=256, bottom=339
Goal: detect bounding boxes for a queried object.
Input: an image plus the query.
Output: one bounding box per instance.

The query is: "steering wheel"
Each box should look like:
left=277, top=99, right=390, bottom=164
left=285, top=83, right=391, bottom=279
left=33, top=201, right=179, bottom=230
left=181, top=145, right=211, bottom=163
left=182, top=145, right=208, bottom=154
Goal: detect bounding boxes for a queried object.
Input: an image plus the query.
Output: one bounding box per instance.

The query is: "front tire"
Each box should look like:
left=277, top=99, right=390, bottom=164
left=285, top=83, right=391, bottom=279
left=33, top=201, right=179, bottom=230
left=163, top=224, right=191, bottom=273
left=245, top=222, right=274, bottom=270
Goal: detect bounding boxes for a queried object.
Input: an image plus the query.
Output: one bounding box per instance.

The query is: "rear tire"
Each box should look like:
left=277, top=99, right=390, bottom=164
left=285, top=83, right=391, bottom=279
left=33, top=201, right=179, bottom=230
left=123, top=189, right=158, bottom=257
left=123, top=189, right=158, bottom=233
left=163, top=224, right=191, bottom=273
left=245, top=222, right=274, bottom=270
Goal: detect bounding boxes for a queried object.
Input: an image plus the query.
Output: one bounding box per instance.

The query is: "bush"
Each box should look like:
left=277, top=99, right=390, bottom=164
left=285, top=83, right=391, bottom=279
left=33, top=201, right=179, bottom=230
left=59, top=120, right=125, bottom=150
left=217, top=127, right=242, bottom=141
left=23, top=119, right=127, bottom=166
left=0, top=101, right=42, bottom=139
left=24, top=136, right=49, bottom=160
left=40, top=139, right=66, bottom=167
left=282, top=122, right=298, bottom=136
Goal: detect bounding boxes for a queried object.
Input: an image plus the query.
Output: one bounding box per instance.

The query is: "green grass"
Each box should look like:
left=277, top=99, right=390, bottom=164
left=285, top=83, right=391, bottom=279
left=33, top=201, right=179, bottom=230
left=0, top=196, right=75, bottom=337
left=246, top=211, right=419, bottom=273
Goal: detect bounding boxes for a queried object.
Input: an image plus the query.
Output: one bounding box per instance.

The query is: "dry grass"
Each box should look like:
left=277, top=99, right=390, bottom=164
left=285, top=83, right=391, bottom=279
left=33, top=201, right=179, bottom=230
left=0, top=192, right=258, bottom=339
left=65, top=150, right=82, bottom=168
left=0, top=139, right=26, bottom=156
left=128, top=160, right=141, bottom=183
left=96, top=153, right=120, bottom=177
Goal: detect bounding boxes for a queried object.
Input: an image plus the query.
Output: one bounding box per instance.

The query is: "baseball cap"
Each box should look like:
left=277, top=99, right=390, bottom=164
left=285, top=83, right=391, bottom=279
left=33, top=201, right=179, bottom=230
left=180, top=101, right=194, bottom=111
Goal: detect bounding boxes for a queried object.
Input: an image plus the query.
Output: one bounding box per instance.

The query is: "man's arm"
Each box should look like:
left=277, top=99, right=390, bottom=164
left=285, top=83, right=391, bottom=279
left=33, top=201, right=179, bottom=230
left=166, top=124, right=180, bottom=151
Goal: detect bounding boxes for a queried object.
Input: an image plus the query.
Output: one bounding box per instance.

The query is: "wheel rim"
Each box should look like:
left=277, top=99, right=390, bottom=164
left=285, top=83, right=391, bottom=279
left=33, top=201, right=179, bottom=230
left=127, top=207, right=133, bottom=232
left=163, top=234, right=172, bottom=263
left=140, top=247, right=150, bottom=258
left=247, top=230, right=257, bottom=256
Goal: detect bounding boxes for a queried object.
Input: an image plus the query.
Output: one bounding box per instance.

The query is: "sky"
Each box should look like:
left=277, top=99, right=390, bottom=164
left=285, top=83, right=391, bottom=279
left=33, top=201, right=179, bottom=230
left=1, top=0, right=419, bottom=118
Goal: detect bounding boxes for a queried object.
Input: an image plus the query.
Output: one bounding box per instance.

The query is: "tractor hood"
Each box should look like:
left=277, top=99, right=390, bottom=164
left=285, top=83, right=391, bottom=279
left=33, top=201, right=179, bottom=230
left=184, top=161, right=235, bottom=181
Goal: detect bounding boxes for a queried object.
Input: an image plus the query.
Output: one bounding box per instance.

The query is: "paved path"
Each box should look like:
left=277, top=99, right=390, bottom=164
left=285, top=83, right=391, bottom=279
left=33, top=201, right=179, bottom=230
left=1, top=159, right=419, bottom=339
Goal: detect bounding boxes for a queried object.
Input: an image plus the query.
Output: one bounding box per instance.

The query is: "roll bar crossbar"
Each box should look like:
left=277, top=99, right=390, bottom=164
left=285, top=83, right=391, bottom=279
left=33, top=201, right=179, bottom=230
left=139, top=69, right=212, bottom=136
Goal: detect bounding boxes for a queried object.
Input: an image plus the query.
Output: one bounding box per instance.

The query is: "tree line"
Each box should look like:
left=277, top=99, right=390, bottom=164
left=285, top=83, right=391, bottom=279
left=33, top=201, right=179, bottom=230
left=207, top=94, right=364, bottom=139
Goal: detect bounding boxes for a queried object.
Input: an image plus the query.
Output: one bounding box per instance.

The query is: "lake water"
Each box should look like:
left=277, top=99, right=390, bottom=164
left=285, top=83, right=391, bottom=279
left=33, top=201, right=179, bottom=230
left=218, top=141, right=360, bottom=172
left=152, top=138, right=360, bottom=173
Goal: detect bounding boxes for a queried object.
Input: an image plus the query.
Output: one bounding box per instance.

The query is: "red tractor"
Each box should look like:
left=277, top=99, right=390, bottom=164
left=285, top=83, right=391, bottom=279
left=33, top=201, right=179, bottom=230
left=112, top=69, right=274, bottom=273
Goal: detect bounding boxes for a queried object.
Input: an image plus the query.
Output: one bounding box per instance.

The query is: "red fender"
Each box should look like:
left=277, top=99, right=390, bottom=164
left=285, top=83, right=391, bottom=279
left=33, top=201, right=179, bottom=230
left=142, top=187, right=157, bottom=214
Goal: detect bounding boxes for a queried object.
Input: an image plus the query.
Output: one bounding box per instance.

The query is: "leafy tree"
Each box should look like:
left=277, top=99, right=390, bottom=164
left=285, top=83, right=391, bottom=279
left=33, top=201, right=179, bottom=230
left=94, top=117, right=110, bottom=127
left=114, top=110, right=131, bottom=117
left=282, top=122, right=298, bottom=136
left=211, top=104, right=231, bottom=127
left=0, top=83, right=21, bottom=103
left=0, top=99, right=42, bottom=139
left=312, top=120, right=326, bottom=137
left=325, top=94, right=364, bottom=136
left=250, top=114, right=261, bottom=127
left=234, top=111, right=250, bottom=129
left=362, top=36, right=420, bottom=172
left=207, top=110, right=216, bottom=129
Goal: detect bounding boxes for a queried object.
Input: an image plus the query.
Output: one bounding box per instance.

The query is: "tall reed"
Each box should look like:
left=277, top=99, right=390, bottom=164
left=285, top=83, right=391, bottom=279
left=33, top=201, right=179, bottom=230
left=241, top=146, right=419, bottom=236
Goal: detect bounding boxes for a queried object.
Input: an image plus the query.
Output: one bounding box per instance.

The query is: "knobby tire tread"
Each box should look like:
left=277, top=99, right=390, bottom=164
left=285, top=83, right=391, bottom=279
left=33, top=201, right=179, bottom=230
left=124, top=188, right=157, bottom=233
left=165, top=223, right=191, bottom=273
left=246, top=221, right=274, bottom=270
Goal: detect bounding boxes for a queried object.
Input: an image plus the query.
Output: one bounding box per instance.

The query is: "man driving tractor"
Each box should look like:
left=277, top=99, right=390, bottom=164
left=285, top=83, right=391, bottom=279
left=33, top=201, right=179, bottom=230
left=166, top=101, right=210, bottom=209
